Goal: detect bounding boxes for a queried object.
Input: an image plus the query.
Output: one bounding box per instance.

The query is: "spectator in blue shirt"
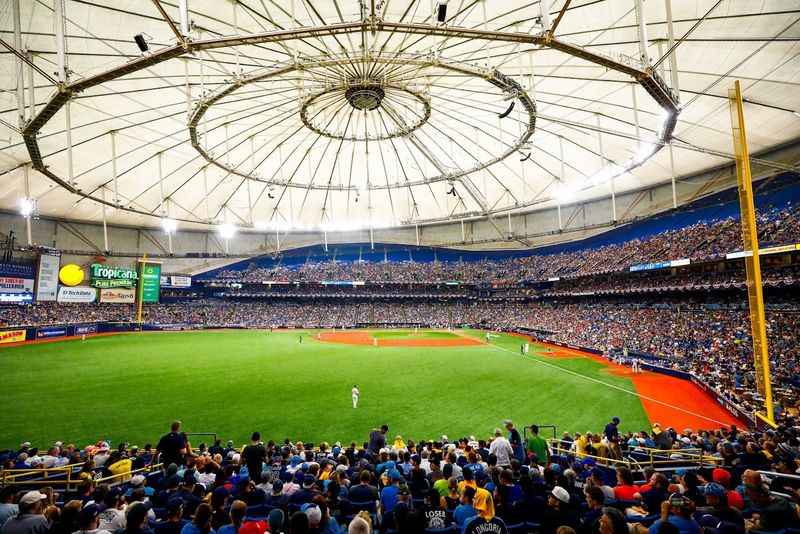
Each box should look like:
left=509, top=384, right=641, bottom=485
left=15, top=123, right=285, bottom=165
left=181, top=503, right=215, bottom=534
left=453, top=487, right=478, bottom=532
left=380, top=470, right=402, bottom=514
left=648, top=496, right=700, bottom=534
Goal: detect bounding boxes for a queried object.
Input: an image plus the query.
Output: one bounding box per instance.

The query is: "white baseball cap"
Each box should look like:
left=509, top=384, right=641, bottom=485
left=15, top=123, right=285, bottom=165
left=19, top=491, right=47, bottom=506
left=551, top=486, right=570, bottom=504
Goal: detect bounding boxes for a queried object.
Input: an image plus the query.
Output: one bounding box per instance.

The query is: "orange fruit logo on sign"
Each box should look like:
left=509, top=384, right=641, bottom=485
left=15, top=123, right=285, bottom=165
left=58, top=264, right=84, bottom=286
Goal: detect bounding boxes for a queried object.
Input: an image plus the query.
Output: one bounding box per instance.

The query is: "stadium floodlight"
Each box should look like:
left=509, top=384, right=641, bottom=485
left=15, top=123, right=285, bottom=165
left=161, top=217, right=177, bottom=234
left=19, top=197, right=35, bottom=217
left=133, top=33, right=149, bottom=53
left=436, top=1, right=449, bottom=23
left=217, top=223, right=237, bottom=239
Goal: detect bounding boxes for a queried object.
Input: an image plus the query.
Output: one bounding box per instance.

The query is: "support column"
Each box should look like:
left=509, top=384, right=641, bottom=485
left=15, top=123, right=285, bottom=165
left=203, top=166, right=210, bottom=222
left=178, top=0, right=190, bottom=37
left=12, top=0, right=25, bottom=128
left=669, top=142, right=678, bottom=209
left=23, top=164, right=32, bottom=246
left=540, top=0, right=551, bottom=31
left=633, top=0, right=650, bottom=67
left=26, top=51, right=35, bottom=120
left=53, top=0, right=68, bottom=83
left=664, top=0, right=680, bottom=97
left=597, top=114, right=616, bottom=222
left=101, top=187, right=109, bottom=252
left=184, top=58, right=191, bottom=117
left=558, top=136, right=565, bottom=230
left=65, top=100, right=74, bottom=186
left=110, top=131, right=119, bottom=205
left=631, top=84, right=641, bottom=149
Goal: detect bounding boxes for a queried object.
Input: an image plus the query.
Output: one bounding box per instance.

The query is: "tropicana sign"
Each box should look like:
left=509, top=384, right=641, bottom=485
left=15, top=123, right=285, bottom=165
left=90, top=263, right=138, bottom=288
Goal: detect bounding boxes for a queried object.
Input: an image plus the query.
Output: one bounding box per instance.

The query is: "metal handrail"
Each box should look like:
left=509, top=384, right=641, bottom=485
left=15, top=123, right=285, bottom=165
left=547, top=439, right=722, bottom=468
left=0, top=462, right=163, bottom=490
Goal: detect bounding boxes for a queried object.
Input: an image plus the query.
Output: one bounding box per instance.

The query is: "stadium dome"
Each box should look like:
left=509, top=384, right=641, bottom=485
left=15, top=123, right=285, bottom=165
left=1, top=1, right=799, bottom=238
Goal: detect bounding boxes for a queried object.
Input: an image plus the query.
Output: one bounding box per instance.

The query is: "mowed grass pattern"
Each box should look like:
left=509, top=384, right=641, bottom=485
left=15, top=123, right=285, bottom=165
left=0, top=330, right=649, bottom=449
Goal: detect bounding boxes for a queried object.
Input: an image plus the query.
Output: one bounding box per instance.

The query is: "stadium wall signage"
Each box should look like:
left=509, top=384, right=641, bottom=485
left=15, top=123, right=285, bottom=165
left=138, top=261, right=162, bottom=303
left=90, top=263, right=138, bottom=288
left=99, top=288, right=136, bottom=303
left=629, top=258, right=691, bottom=272
left=57, top=286, right=97, bottom=303
left=161, top=275, right=192, bottom=288
left=0, top=329, right=26, bottom=344
left=35, top=253, right=60, bottom=301
left=59, top=264, right=85, bottom=286
left=36, top=326, right=68, bottom=339
left=74, top=324, right=99, bottom=335
left=0, top=261, right=35, bottom=296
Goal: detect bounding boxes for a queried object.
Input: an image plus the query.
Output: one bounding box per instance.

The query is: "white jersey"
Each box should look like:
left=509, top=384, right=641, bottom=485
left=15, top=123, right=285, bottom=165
left=352, top=387, right=359, bottom=397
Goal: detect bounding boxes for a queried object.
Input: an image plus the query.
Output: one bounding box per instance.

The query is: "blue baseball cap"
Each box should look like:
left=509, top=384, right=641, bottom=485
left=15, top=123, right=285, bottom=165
left=389, top=469, right=402, bottom=481
left=703, top=483, right=726, bottom=498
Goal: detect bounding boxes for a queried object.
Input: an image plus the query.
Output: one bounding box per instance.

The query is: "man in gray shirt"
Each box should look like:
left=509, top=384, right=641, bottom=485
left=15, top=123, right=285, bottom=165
left=1, top=491, right=48, bottom=534
left=0, top=487, right=19, bottom=528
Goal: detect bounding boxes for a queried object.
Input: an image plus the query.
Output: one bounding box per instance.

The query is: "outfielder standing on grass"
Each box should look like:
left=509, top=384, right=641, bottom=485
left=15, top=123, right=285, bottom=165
left=352, top=385, right=360, bottom=408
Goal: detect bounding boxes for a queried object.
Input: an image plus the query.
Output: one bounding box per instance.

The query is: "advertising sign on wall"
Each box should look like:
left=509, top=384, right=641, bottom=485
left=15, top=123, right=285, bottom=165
left=99, top=288, right=136, bottom=303
left=170, top=276, right=192, bottom=288
left=75, top=324, right=98, bottom=335
left=0, top=329, right=26, bottom=344
left=58, top=264, right=85, bottom=286
left=138, top=261, right=162, bottom=303
left=0, top=262, right=35, bottom=297
left=35, top=254, right=61, bottom=302
left=0, top=293, right=33, bottom=304
left=90, top=264, right=138, bottom=288
left=57, top=286, right=97, bottom=303
left=37, top=326, right=68, bottom=339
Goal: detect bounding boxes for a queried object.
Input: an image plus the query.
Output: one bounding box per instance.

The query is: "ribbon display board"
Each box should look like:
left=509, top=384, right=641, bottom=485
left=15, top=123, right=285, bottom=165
left=138, top=261, right=162, bottom=303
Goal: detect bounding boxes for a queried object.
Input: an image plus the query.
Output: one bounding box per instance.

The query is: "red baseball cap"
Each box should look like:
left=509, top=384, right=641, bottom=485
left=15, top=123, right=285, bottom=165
left=712, top=468, right=731, bottom=485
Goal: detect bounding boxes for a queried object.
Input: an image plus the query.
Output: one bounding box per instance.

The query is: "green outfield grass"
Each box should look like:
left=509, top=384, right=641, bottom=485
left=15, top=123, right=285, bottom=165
left=0, top=329, right=650, bottom=449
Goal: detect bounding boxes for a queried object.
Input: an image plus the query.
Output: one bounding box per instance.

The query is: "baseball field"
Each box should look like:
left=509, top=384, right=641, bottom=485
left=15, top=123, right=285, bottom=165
left=0, top=329, right=742, bottom=449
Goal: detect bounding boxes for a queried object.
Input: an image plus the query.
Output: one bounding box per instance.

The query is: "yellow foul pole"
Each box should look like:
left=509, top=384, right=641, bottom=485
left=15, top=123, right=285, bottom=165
left=136, top=253, right=147, bottom=327
left=728, top=80, right=775, bottom=428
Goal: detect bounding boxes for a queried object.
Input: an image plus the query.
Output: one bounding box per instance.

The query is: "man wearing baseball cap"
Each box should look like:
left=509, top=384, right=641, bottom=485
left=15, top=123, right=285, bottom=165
left=0, top=492, right=48, bottom=534
left=540, top=486, right=574, bottom=532
left=75, top=503, right=111, bottom=534
left=696, top=483, right=743, bottom=529
left=648, top=493, right=700, bottom=534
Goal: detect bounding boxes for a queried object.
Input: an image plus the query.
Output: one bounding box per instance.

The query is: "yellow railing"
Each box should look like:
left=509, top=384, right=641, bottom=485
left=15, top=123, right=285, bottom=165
left=546, top=440, right=722, bottom=469
left=0, top=462, right=163, bottom=490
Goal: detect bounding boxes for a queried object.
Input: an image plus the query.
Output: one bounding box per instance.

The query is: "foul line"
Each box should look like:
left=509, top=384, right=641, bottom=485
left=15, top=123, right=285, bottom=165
left=487, top=340, right=735, bottom=428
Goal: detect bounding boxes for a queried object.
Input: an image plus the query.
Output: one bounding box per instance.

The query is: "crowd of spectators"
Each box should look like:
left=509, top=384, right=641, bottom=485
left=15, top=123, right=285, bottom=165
left=543, top=264, right=800, bottom=297
left=208, top=203, right=800, bottom=284
left=2, top=419, right=799, bottom=534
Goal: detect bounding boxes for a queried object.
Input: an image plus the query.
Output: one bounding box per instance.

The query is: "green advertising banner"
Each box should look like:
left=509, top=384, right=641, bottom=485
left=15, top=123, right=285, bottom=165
left=138, top=262, right=161, bottom=303
left=90, top=264, right=138, bottom=288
